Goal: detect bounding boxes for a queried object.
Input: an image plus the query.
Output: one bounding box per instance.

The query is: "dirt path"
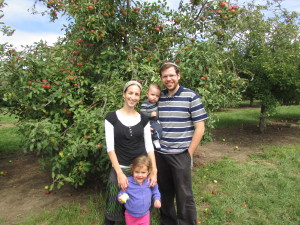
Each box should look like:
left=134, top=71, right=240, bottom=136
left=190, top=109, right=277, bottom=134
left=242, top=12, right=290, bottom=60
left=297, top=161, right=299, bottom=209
left=0, top=123, right=299, bottom=225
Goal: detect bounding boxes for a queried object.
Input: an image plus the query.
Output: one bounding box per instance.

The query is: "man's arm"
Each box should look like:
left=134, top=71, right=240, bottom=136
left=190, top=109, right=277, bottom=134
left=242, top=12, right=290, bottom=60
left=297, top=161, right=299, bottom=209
left=188, top=120, right=205, bottom=156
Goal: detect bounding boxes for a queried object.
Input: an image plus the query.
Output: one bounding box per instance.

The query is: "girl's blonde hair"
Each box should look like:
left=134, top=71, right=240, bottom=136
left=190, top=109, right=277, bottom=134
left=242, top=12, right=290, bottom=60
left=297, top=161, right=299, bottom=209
left=131, top=155, right=152, bottom=174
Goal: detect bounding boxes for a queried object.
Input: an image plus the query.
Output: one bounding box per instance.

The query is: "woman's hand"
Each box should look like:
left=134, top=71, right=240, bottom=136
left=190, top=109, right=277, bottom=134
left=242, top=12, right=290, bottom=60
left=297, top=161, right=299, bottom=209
left=148, top=169, right=157, bottom=187
left=117, top=172, right=128, bottom=191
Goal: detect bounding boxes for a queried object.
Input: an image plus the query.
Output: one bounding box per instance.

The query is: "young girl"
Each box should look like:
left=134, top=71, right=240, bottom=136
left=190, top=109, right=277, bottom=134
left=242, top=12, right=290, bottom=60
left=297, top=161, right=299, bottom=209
left=118, top=155, right=161, bottom=225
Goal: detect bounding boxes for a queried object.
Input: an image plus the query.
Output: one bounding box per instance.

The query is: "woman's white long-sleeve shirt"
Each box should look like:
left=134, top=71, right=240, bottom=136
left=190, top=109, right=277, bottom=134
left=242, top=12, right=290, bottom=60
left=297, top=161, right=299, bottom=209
left=105, top=110, right=154, bottom=167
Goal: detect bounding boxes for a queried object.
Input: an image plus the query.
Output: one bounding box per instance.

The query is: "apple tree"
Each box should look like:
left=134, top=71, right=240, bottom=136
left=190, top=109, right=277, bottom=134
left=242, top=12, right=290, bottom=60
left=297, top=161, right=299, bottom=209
left=0, top=0, right=246, bottom=189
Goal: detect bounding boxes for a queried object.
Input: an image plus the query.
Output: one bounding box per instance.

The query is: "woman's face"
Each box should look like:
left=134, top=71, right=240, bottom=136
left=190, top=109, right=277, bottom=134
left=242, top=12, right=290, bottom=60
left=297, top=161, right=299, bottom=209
left=123, top=84, right=141, bottom=108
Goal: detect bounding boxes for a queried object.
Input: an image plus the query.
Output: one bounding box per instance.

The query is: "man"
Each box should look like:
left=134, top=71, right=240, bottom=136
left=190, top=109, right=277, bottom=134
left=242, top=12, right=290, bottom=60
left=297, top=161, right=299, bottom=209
left=156, top=62, right=208, bottom=225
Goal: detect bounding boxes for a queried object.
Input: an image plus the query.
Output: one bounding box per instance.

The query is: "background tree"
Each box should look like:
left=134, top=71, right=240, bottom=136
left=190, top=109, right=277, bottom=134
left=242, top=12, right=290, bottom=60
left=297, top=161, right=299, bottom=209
left=228, top=1, right=300, bottom=132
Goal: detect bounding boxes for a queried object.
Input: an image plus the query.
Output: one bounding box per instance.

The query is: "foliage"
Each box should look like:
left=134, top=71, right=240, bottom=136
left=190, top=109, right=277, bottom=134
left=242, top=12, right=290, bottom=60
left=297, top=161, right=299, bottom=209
left=228, top=1, right=300, bottom=132
left=0, top=0, right=15, bottom=37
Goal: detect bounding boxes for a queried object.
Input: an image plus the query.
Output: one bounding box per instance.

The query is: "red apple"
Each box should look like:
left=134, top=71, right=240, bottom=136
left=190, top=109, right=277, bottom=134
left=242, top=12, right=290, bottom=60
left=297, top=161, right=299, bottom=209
left=86, top=5, right=94, bottom=10
left=226, top=209, right=233, bottom=213
left=219, top=2, right=228, bottom=8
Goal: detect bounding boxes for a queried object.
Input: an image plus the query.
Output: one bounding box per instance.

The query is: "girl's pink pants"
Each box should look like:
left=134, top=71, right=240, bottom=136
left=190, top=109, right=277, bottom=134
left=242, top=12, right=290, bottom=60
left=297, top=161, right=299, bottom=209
left=124, top=211, right=150, bottom=225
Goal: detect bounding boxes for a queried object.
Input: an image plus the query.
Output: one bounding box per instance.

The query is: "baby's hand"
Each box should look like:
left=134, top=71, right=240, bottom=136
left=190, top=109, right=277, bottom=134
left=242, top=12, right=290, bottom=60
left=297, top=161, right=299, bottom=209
left=118, top=193, right=130, bottom=204
left=154, top=200, right=161, bottom=209
left=150, top=111, right=157, bottom=118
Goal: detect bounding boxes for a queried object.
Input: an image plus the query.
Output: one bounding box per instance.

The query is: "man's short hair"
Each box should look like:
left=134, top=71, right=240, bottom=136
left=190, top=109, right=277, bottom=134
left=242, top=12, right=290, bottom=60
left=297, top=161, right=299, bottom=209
left=159, top=62, right=180, bottom=76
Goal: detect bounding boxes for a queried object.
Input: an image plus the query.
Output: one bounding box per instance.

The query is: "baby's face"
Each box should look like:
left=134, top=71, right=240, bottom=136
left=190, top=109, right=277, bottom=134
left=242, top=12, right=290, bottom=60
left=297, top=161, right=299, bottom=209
left=147, top=87, right=160, bottom=103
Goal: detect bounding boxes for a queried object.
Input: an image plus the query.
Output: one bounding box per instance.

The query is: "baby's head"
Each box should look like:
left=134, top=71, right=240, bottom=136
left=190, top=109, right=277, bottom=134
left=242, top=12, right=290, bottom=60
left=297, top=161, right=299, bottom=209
left=146, top=83, right=161, bottom=103
left=131, top=155, right=152, bottom=184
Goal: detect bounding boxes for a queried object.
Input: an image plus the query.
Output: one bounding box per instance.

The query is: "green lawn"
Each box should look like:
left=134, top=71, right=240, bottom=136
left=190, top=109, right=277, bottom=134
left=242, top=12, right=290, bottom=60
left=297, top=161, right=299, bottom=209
left=214, top=104, right=300, bottom=128
left=193, top=143, right=300, bottom=224
left=0, top=112, right=23, bottom=156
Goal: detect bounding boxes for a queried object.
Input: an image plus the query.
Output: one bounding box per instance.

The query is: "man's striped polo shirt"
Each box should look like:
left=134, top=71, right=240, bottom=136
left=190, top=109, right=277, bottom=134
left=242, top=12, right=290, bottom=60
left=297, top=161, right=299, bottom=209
left=157, top=85, right=208, bottom=154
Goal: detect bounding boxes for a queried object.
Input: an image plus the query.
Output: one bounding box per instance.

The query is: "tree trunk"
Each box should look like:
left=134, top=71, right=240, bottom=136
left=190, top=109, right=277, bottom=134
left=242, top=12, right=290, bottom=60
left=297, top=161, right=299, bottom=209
left=250, top=97, right=254, bottom=107
left=259, top=104, right=267, bottom=133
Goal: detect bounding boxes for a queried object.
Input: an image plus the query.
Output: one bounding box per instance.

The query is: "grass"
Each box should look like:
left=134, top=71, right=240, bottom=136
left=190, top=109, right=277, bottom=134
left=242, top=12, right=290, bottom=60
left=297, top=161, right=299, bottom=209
left=0, top=113, right=23, bottom=156
left=213, top=108, right=260, bottom=128
left=193, top=143, right=300, bottom=225
left=270, top=105, right=300, bottom=122
left=0, top=111, right=18, bottom=124
left=18, top=143, right=300, bottom=225
left=21, top=193, right=161, bottom=225
left=214, top=104, right=300, bottom=129
left=22, top=195, right=106, bottom=225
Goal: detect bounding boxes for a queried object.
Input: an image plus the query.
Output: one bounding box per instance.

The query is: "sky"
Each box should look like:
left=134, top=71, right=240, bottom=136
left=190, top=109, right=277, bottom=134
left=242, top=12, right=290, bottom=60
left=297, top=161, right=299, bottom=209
left=1, top=0, right=299, bottom=50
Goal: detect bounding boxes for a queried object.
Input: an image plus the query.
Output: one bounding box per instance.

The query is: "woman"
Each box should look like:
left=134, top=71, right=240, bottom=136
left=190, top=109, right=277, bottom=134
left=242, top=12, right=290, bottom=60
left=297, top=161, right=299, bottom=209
left=104, top=81, right=158, bottom=225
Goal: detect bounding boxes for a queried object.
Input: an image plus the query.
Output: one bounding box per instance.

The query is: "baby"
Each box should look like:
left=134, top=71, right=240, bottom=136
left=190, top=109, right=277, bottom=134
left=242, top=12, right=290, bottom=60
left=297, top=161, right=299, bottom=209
left=140, top=83, right=162, bottom=149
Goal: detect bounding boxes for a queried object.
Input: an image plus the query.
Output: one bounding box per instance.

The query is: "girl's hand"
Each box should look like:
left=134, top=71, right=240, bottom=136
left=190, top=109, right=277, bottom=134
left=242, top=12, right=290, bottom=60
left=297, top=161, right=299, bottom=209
left=117, top=172, right=128, bottom=191
left=154, top=200, right=161, bottom=209
left=148, top=169, right=157, bottom=187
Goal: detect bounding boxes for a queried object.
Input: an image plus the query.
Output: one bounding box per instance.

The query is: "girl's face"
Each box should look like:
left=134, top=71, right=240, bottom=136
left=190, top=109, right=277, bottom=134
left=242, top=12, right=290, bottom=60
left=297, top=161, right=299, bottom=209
left=133, top=165, right=149, bottom=184
left=122, top=85, right=141, bottom=108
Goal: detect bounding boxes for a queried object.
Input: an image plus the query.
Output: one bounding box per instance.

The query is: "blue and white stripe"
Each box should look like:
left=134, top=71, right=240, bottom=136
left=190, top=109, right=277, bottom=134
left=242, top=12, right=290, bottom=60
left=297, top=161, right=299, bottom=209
left=157, top=85, right=208, bottom=154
